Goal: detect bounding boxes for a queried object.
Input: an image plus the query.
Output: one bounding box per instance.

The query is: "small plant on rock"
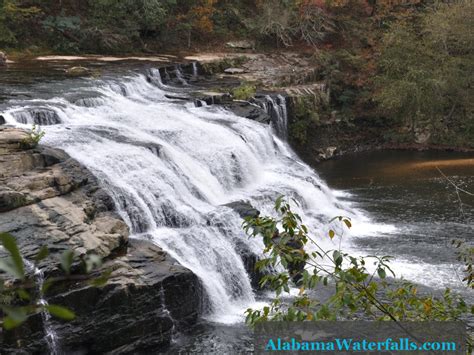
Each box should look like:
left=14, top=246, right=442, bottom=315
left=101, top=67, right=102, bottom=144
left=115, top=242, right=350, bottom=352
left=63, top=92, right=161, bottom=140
left=232, top=83, right=257, bottom=100
left=21, top=124, right=45, bottom=149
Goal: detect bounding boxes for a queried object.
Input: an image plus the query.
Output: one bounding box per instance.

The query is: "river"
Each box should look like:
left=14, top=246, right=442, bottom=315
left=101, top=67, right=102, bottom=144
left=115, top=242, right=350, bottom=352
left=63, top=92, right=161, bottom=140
left=0, top=59, right=472, bottom=353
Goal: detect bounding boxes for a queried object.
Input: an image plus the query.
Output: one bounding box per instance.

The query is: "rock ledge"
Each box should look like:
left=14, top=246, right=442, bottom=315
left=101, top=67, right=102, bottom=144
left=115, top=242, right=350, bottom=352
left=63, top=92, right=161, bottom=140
left=0, top=127, right=201, bottom=353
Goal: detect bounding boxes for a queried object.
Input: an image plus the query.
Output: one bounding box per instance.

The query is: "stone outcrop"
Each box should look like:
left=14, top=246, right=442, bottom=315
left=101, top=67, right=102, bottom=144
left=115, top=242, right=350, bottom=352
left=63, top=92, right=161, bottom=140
left=224, top=201, right=265, bottom=288
left=223, top=101, right=270, bottom=124
left=0, top=127, right=201, bottom=353
left=226, top=40, right=255, bottom=50
left=65, top=66, right=91, bottom=76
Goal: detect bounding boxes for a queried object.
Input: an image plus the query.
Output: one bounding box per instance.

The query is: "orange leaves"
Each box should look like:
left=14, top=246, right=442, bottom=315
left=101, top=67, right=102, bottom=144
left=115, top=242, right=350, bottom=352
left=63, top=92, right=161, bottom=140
left=186, top=0, right=217, bottom=34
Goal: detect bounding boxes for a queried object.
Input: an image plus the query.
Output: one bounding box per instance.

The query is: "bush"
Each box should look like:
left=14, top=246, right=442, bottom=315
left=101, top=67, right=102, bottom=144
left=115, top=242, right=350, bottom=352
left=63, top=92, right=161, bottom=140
left=375, top=2, right=474, bottom=145
left=232, top=83, right=256, bottom=100
left=20, top=125, right=45, bottom=149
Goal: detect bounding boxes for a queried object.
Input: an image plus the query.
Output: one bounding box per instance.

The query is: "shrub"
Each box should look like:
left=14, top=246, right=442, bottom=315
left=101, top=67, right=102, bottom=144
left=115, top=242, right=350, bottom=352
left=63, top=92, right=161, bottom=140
left=232, top=83, right=256, bottom=100
left=20, top=124, right=44, bottom=149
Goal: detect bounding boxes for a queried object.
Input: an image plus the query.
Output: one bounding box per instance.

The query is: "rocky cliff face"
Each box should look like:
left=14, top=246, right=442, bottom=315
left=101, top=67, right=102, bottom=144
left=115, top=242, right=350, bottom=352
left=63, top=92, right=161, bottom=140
left=0, top=127, right=201, bottom=353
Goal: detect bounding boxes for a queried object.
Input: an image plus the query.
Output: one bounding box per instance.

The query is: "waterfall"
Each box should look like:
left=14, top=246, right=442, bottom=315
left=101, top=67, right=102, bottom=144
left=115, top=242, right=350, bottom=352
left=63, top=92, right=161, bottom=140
left=2, top=67, right=374, bottom=324
left=194, top=99, right=207, bottom=108
left=192, top=62, right=198, bottom=77
left=174, top=65, right=188, bottom=86
left=159, top=285, right=177, bottom=342
left=24, top=261, right=60, bottom=354
left=11, top=108, right=62, bottom=126
left=257, top=95, right=288, bottom=138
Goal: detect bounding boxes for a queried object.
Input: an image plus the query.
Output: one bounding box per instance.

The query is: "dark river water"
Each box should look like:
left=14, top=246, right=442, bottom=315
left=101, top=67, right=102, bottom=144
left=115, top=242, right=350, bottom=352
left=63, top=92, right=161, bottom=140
left=317, top=149, right=473, bottom=294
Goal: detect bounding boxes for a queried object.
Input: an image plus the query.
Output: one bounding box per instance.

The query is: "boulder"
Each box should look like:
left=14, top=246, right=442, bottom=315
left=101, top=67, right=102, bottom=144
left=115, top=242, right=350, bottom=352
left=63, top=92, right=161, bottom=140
left=223, top=201, right=268, bottom=288
left=196, top=91, right=232, bottom=105
left=316, top=146, right=338, bottom=161
left=224, top=68, right=246, bottom=74
left=65, top=66, right=91, bottom=76
left=224, top=201, right=260, bottom=219
left=54, top=239, right=200, bottom=354
left=223, top=101, right=270, bottom=124
left=226, top=40, right=255, bottom=50
left=0, top=115, right=5, bottom=125
left=415, top=128, right=431, bottom=144
left=0, top=128, right=201, bottom=353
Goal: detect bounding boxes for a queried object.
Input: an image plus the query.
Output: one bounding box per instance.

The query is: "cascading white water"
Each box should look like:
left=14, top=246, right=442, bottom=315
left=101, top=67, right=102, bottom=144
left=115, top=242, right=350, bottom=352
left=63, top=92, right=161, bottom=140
left=174, top=65, right=188, bottom=86
left=3, top=68, right=380, bottom=324
left=258, top=95, right=288, bottom=138
left=23, top=260, right=60, bottom=354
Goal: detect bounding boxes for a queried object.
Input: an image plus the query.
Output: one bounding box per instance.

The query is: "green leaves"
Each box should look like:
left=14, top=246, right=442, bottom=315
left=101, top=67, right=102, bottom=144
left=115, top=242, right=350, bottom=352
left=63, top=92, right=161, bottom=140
left=2, top=307, right=28, bottom=330
left=89, top=269, right=112, bottom=288
left=0, top=229, right=110, bottom=331
left=34, top=246, right=49, bottom=264
left=333, top=251, right=343, bottom=267
left=45, top=305, right=75, bottom=321
left=242, top=195, right=471, bottom=329
left=0, top=232, right=25, bottom=280
left=61, top=249, right=74, bottom=275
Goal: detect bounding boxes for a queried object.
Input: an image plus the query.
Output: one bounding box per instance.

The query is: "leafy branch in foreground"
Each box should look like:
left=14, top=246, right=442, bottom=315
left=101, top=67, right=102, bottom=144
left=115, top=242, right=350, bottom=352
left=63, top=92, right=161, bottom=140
left=242, top=197, right=472, bottom=329
left=0, top=232, right=110, bottom=330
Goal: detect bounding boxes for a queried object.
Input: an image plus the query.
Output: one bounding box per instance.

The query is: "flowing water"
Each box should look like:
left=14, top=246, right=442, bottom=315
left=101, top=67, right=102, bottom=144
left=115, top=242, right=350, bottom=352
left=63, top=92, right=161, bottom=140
left=1, top=60, right=472, bottom=352
left=317, top=151, right=474, bottom=296
left=24, top=260, right=60, bottom=354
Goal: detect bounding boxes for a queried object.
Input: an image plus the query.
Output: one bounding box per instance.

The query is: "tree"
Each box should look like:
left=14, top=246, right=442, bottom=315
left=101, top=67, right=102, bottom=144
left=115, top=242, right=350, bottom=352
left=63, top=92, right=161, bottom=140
left=0, top=0, right=41, bottom=46
left=172, top=0, right=217, bottom=48
left=375, top=2, right=474, bottom=145
left=84, top=0, right=171, bottom=51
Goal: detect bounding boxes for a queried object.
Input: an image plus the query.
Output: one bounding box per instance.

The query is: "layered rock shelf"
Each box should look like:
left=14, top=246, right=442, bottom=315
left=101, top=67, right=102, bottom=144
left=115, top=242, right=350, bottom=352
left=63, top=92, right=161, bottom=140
left=0, top=127, right=201, bottom=353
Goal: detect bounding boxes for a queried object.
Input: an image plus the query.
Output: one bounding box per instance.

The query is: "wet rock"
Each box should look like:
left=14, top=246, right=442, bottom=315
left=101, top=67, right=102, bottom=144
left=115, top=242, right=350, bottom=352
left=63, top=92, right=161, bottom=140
left=224, top=201, right=260, bottom=219
left=165, top=94, right=190, bottom=101
left=196, top=91, right=232, bottom=105
left=47, top=239, right=201, bottom=354
left=0, top=115, right=5, bottom=125
left=223, top=101, right=270, bottom=124
left=234, top=239, right=266, bottom=289
left=223, top=201, right=265, bottom=288
left=0, top=128, right=201, bottom=353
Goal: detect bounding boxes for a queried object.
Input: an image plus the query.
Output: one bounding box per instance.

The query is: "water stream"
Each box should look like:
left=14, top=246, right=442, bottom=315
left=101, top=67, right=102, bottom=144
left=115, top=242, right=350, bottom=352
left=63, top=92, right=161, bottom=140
left=24, top=260, right=60, bottom=354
